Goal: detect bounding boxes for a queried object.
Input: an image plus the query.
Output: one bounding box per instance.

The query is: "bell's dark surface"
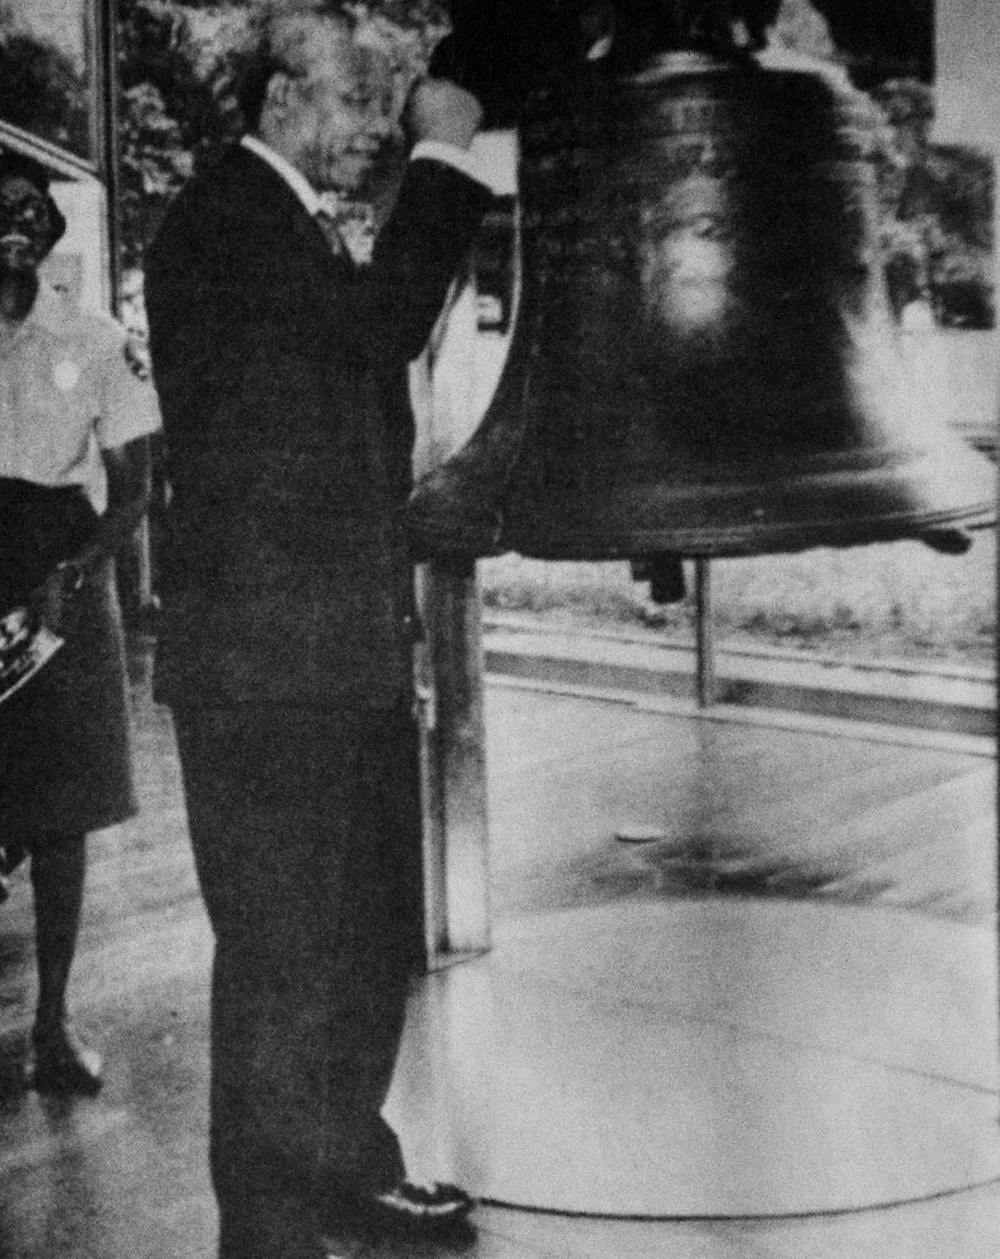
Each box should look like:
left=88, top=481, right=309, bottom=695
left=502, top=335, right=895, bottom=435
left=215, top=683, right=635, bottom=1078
left=406, top=49, right=995, bottom=560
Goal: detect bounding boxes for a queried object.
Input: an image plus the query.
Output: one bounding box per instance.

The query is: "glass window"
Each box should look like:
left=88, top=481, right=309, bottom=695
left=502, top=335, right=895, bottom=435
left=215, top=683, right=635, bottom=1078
left=0, top=0, right=98, bottom=163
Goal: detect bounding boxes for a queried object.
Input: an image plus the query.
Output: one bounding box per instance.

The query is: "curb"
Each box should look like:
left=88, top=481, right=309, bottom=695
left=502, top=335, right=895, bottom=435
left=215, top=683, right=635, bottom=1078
left=482, top=614, right=997, bottom=740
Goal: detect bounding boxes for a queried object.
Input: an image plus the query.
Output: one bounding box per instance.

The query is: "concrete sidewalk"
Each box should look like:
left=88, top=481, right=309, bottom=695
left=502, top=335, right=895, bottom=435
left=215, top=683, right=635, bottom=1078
left=0, top=665, right=997, bottom=1258
left=391, top=675, right=1000, bottom=1257
left=483, top=611, right=998, bottom=738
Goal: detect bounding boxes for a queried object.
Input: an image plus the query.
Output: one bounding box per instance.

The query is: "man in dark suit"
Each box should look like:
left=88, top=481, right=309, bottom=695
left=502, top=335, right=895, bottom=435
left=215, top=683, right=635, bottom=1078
left=144, top=5, right=492, bottom=1256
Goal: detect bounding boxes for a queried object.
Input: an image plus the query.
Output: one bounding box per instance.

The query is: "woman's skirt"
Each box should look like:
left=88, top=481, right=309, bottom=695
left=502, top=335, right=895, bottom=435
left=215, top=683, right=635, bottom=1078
left=0, top=487, right=137, bottom=837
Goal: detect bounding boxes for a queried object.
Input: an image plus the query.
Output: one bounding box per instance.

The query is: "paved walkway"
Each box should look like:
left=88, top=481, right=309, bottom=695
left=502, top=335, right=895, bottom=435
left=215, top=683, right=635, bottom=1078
left=0, top=662, right=997, bottom=1257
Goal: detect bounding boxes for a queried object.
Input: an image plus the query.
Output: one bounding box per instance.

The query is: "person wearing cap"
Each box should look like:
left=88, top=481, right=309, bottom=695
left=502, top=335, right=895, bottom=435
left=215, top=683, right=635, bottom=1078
left=144, top=4, right=492, bottom=1257
left=0, top=149, right=160, bottom=1094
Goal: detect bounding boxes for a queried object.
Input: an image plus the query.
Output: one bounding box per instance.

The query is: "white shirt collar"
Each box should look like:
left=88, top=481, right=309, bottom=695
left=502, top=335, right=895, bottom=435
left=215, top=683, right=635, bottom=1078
left=240, top=135, right=324, bottom=216
left=241, top=134, right=491, bottom=214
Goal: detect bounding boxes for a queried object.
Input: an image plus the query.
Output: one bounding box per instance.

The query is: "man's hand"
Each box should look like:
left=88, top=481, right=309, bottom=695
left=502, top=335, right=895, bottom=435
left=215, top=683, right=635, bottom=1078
left=406, top=78, right=483, bottom=151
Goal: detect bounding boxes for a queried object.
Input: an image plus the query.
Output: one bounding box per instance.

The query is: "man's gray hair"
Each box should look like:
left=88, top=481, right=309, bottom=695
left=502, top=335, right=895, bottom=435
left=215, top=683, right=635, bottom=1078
left=234, top=1, right=354, bottom=133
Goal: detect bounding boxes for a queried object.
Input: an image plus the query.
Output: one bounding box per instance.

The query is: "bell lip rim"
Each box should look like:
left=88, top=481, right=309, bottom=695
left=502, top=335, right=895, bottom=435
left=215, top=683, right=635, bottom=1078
left=407, top=505, right=997, bottom=563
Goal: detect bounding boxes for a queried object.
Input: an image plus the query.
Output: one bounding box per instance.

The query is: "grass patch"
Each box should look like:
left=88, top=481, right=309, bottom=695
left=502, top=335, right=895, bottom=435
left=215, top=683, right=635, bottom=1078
left=480, top=533, right=997, bottom=668
left=471, top=329, right=997, bottom=669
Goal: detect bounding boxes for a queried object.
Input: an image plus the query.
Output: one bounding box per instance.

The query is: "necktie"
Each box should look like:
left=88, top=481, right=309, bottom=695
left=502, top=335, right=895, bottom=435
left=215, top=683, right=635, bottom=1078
left=314, top=193, right=375, bottom=266
left=313, top=193, right=345, bottom=256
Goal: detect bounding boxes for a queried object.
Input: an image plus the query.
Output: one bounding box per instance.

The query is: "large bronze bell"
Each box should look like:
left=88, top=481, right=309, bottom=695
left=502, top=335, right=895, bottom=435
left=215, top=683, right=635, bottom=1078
left=406, top=47, right=995, bottom=563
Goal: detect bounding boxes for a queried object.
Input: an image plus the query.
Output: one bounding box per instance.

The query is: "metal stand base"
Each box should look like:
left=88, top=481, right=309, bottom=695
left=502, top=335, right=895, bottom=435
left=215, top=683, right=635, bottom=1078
left=388, top=897, right=1000, bottom=1218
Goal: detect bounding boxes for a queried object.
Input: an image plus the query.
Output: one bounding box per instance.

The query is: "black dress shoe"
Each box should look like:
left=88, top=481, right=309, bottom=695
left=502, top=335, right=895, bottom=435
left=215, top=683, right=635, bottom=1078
left=24, top=1024, right=103, bottom=1095
left=371, top=1181, right=474, bottom=1228
left=331, top=1180, right=475, bottom=1239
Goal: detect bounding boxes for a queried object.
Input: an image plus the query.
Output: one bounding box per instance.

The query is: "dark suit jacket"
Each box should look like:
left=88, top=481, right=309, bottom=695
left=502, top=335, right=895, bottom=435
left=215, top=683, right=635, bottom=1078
left=145, top=143, right=491, bottom=708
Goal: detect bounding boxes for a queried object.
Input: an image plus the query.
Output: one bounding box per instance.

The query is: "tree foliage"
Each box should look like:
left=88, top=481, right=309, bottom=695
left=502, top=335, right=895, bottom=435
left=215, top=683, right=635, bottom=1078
left=116, top=0, right=248, bottom=262
left=112, top=0, right=992, bottom=323
left=0, top=27, right=90, bottom=155
left=115, top=1, right=453, bottom=264
left=871, top=77, right=993, bottom=324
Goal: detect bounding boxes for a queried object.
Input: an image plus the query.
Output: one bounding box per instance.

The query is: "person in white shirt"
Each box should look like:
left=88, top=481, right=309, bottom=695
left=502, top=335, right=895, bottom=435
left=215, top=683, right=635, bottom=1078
left=0, top=148, right=160, bottom=1096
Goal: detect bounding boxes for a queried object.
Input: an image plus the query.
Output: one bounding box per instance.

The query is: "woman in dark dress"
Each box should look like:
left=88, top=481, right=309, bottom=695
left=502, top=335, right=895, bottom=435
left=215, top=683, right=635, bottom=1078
left=0, top=150, right=160, bottom=1093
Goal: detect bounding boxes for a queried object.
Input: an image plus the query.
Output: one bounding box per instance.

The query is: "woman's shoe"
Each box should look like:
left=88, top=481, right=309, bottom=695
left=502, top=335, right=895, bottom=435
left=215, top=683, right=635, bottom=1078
left=24, top=1023, right=103, bottom=1095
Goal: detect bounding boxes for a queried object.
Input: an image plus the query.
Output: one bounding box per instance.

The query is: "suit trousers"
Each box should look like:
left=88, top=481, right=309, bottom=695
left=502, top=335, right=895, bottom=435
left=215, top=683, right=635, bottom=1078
left=172, top=701, right=425, bottom=1259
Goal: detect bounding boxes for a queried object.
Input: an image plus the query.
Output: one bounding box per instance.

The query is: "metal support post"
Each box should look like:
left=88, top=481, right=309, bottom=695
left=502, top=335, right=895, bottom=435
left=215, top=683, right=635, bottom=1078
left=416, top=559, right=491, bottom=970
left=694, top=556, right=715, bottom=708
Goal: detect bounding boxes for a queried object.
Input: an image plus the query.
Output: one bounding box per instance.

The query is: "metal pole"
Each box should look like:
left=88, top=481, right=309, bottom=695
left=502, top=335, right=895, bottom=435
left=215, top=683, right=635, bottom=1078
left=95, top=0, right=122, bottom=316
left=694, top=556, right=715, bottom=708
left=417, top=559, right=491, bottom=970
left=935, top=0, right=1000, bottom=1106
left=98, top=1, right=158, bottom=613
left=985, top=136, right=1000, bottom=1111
